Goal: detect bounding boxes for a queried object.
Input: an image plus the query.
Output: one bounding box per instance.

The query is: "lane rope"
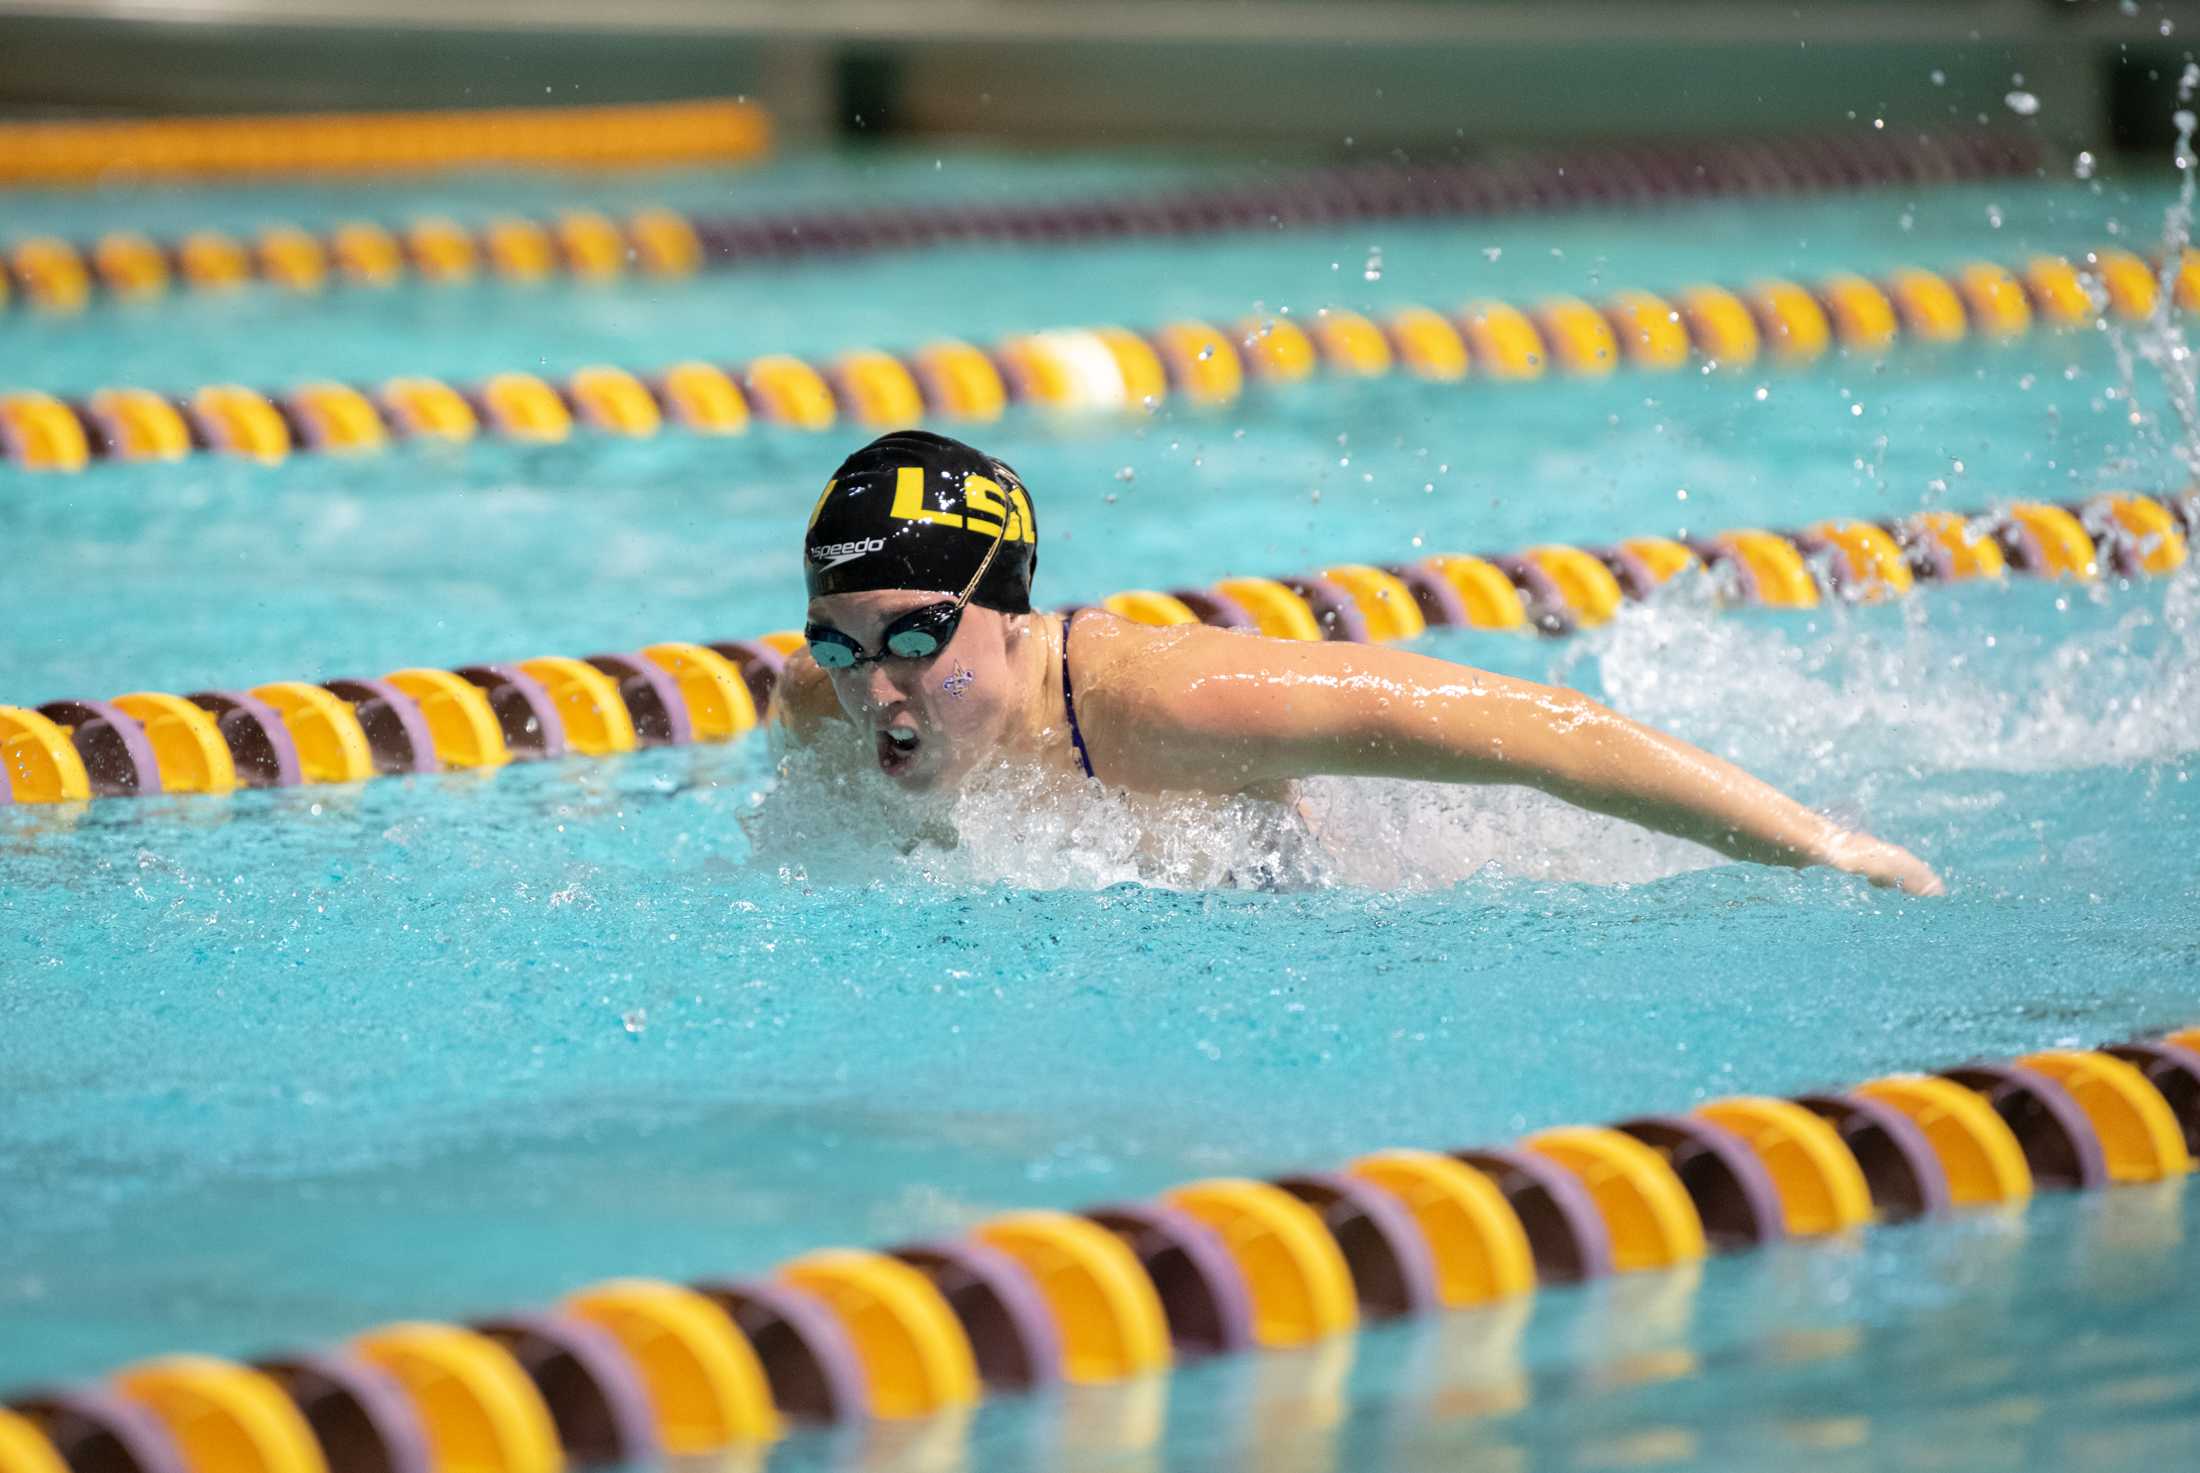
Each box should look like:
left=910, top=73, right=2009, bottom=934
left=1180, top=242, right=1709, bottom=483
left=4, top=1024, right=2191, bottom=1467
left=0, top=97, right=770, bottom=186
left=0, top=127, right=2035, bottom=312
left=1, top=490, right=2187, bottom=808
left=4, top=247, right=2182, bottom=473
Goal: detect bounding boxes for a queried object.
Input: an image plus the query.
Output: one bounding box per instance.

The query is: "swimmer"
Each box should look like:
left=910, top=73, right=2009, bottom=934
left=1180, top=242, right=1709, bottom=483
left=775, top=430, right=1945, bottom=895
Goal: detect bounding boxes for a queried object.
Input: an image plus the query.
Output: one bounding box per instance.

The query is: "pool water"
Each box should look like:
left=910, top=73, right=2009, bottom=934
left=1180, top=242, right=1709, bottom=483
left=3, top=148, right=2198, bottom=1471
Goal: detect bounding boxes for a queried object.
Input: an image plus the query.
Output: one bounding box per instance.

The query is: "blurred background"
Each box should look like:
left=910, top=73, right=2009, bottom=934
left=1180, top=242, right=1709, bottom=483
left=3, top=0, right=2199, bottom=154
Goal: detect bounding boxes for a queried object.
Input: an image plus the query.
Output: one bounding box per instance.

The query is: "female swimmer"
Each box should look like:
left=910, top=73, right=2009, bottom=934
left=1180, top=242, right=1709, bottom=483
left=774, top=430, right=1944, bottom=896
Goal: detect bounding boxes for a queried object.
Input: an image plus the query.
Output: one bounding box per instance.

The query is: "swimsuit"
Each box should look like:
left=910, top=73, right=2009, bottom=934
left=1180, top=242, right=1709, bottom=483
left=1060, top=614, right=1096, bottom=781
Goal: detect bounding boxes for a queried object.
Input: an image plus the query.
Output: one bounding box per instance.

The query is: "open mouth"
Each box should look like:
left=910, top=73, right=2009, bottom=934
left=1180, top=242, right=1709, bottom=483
left=875, top=721, right=922, bottom=777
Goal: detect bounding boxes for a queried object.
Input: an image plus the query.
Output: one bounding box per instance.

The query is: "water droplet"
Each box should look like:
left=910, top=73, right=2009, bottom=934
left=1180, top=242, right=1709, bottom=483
left=1675, top=487, right=1689, bottom=501
left=1483, top=246, right=1503, bottom=262
left=622, top=1009, right=647, bottom=1036
left=1197, top=344, right=1215, bottom=361
left=1986, top=204, right=2005, bottom=228
left=1753, top=385, right=1770, bottom=402
left=2004, top=90, right=2040, bottom=116
left=1930, top=68, right=1947, bottom=85
left=1115, top=465, right=1136, bottom=482
left=2074, top=149, right=2097, bottom=180
left=1362, top=246, right=1384, bottom=282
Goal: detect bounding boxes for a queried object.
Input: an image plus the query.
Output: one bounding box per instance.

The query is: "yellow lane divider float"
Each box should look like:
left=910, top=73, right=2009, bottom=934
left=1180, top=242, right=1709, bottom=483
left=1, top=491, right=2189, bottom=809
left=4, top=249, right=2193, bottom=473
left=4, top=1026, right=2193, bottom=1471
left=0, top=97, right=770, bottom=186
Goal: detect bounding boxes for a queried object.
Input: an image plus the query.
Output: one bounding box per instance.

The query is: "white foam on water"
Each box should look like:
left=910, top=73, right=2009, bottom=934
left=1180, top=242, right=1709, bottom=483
left=747, top=697, right=1724, bottom=893
left=746, top=742, right=1345, bottom=891
left=1575, top=574, right=2200, bottom=781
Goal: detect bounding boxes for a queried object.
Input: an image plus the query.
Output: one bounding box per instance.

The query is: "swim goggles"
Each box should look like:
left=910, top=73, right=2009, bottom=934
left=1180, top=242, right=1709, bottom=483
left=804, top=514, right=1008, bottom=669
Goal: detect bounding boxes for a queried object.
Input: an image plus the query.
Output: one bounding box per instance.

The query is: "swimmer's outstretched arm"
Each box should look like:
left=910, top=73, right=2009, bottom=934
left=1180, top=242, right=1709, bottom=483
left=1081, top=624, right=1944, bottom=895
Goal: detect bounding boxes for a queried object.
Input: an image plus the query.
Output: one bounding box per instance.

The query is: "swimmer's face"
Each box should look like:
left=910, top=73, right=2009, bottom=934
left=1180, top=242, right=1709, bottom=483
left=806, top=589, right=1023, bottom=790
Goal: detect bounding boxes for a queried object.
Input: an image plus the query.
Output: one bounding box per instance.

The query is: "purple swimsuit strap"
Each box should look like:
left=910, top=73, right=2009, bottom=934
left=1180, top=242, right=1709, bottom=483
left=1060, top=614, right=1095, bottom=781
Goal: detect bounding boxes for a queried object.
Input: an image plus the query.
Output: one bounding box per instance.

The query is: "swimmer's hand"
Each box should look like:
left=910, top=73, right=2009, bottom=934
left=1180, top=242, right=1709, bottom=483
left=1818, top=831, right=1945, bottom=897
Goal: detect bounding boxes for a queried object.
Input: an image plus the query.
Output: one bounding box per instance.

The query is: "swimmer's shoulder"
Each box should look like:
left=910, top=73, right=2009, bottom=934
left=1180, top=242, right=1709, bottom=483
left=1064, top=604, right=1255, bottom=684
left=1063, top=608, right=1278, bottom=791
left=769, top=649, right=846, bottom=736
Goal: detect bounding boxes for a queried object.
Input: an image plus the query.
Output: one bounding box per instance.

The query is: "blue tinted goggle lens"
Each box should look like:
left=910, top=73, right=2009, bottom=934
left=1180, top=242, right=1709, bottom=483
left=806, top=634, right=859, bottom=669
left=884, top=616, right=952, bottom=659
left=806, top=602, right=961, bottom=669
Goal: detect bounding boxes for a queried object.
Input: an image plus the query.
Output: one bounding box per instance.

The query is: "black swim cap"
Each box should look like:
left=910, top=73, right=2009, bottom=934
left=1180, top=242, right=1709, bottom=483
left=804, top=430, right=1038, bottom=614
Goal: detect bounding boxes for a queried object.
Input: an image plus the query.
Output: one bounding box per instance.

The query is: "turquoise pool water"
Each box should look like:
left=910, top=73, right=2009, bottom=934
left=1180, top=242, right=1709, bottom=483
left=2, top=149, right=2198, bottom=1470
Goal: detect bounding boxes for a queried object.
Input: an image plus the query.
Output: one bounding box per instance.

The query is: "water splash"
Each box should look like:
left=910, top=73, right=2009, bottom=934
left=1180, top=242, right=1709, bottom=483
left=745, top=744, right=1341, bottom=891
left=1579, top=576, right=2200, bottom=780
left=745, top=574, right=2198, bottom=898
left=2106, top=63, right=2200, bottom=472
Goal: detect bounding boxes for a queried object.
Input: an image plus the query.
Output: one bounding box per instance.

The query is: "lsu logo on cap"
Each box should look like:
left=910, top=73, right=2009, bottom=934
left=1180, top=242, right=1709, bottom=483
left=886, top=466, right=1036, bottom=543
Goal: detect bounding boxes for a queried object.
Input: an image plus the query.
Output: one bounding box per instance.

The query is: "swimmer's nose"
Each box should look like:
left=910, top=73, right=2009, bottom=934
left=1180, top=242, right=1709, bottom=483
left=861, top=662, right=906, bottom=710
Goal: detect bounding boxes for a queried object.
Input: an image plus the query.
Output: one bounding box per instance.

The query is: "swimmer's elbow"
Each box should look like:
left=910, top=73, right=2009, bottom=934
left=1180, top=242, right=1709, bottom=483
left=769, top=655, right=847, bottom=739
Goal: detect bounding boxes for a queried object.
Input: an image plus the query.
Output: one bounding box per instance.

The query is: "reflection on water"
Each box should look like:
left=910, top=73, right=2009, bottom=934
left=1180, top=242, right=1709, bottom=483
left=752, top=1182, right=2193, bottom=1473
